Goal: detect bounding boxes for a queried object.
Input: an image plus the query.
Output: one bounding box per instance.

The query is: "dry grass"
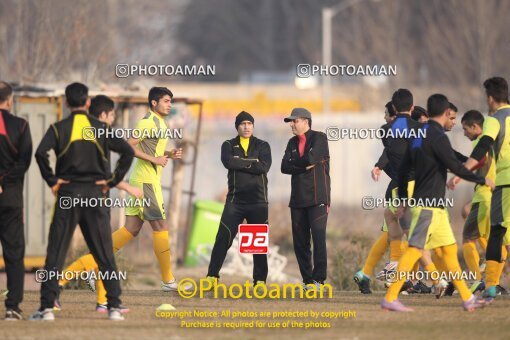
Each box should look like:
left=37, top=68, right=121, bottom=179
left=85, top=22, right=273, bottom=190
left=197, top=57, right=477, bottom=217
left=2, top=289, right=509, bottom=339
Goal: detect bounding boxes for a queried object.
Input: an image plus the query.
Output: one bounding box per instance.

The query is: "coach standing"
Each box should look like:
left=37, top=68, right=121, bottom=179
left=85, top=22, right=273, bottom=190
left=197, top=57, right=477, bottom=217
left=0, top=82, right=32, bottom=320
left=206, top=111, right=271, bottom=289
left=281, top=108, right=331, bottom=290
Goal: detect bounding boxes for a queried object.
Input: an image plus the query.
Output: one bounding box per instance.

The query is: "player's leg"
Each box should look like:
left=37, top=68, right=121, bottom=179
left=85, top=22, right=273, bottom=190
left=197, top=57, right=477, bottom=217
left=428, top=208, right=484, bottom=310
left=386, top=207, right=403, bottom=261
left=484, top=186, right=509, bottom=301
left=462, top=202, right=483, bottom=291
left=381, top=205, right=432, bottom=311
left=0, top=207, right=25, bottom=319
left=95, top=219, right=140, bottom=310
left=290, top=207, right=313, bottom=285
left=206, top=202, right=245, bottom=285
left=30, top=199, right=79, bottom=321
left=79, top=203, right=122, bottom=316
left=245, top=203, right=269, bottom=285
left=438, top=244, right=484, bottom=310
left=354, top=230, right=388, bottom=294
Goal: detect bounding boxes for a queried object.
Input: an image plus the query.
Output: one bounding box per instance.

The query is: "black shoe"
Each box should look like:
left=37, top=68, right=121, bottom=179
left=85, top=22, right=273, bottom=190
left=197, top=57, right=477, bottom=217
left=353, top=271, right=372, bottom=294
left=496, top=285, right=508, bottom=295
left=444, top=281, right=455, bottom=296
left=400, top=280, right=414, bottom=293
left=5, top=308, right=23, bottom=321
left=410, top=280, right=432, bottom=294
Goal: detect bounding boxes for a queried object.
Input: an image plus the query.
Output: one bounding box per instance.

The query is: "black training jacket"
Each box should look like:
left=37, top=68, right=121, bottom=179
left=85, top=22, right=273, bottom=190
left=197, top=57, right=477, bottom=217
left=35, top=110, right=134, bottom=189
left=281, top=129, right=331, bottom=208
left=222, top=136, right=271, bottom=204
left=398, top=120, right=485, bottom=206
left=0, top=109, right=32, bottom=207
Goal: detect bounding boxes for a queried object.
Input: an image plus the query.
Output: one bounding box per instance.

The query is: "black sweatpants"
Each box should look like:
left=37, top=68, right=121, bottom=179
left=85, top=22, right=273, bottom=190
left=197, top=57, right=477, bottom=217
left=207, top=202, right=268, bottom=283
left=291, top=204, right=329, bottom=284
left=40, top=184, right=121, bottom=309
left=0, top=206, right=25, bottom=309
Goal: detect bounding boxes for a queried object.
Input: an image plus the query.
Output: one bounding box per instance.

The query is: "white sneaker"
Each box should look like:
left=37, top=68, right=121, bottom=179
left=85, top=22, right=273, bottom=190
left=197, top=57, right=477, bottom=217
left=108, top=308, right=125, bottom=321
left=28, top=308, right=55, bottom=321
left=162, top=279, right=192, bottom=292
left=162, top=279, right=179, bottom=292
left=85, top=270, right=96, bottom=292
left=434, top=279, right=448, bottom=299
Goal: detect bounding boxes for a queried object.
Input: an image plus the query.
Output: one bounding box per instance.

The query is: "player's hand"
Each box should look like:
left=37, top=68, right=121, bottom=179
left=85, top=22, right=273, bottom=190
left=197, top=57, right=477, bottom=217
left=154, top=155, right=169, bottom=167
left=95, top=179, right=110, bottom=195
left=485, top=178, right=495, bottom=191
left=0, top=185, right=3, bottom=194
left=371, top=167, right=382, bottom=181
left=126, top=185, right=143, bottom=199
left=167, top=148, right=183, bottom=160
left=51, top=178, right=70, bottom=195
left=306, top=164, right=316, bottom=170
left=446, top=176, right=460, bottom=190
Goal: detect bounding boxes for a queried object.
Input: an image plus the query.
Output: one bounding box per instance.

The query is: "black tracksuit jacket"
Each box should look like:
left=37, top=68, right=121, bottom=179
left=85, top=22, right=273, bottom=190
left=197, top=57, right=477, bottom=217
left=281, top=129, right=331, bottom=208
left=221, top=135, right=271, bottom=204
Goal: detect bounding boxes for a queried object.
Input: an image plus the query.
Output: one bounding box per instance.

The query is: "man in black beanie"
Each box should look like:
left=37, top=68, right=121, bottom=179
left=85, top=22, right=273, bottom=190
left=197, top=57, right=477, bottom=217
left=205, top=111, right=271, bottom=289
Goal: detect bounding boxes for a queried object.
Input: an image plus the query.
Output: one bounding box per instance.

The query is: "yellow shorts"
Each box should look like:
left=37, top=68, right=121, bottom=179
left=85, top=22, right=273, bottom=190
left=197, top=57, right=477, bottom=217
left=408, top=206, right=455, bottom=250
left=125, top=180, right=166, bottom=221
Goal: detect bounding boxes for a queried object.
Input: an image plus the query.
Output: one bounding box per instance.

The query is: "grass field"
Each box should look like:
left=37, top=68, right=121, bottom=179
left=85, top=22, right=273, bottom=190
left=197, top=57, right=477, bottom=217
left=2, top=288, right=509, bottom=339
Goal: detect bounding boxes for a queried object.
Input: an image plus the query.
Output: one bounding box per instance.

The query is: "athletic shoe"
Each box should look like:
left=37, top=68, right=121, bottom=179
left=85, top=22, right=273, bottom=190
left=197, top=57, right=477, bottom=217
left=376, top=261, right=398, bottom=283
left=381, top=298, right=413, bottom=312
left=482, top=285, right=497, bottom=304
left=96, top=303, right=108, bottom=313
left=399, top=280, right=414, bottom=294
left=496, top=285, right=507, bottom=295
left=5, top=308, right=23, bottom=321
left=463, top=295, right=486, bottom=311
left=434, top=279, right=448, bottom=299
left=201, top=276, right=218, bottom=292
left=85, top=270, right=96, bottom=292
left=162, top=278, right=192, bottom=292
left=108, top=308, right=124, bottom=321
left=444, top=281, right=455, bottom=296
left=97, top=303, right=130, bottom=313
left=28, top=308, right=55, bottom=321
left=353, top=271, right=372, bottom=294
left=470, top=280, right=485, bottom=294
left=312, top=280, right=326, bottom=291
left=53, top=285, right=63, bottom=311
left=295, top=282, right=315, bottom=293
left=408, top=280, right=432, bottom=294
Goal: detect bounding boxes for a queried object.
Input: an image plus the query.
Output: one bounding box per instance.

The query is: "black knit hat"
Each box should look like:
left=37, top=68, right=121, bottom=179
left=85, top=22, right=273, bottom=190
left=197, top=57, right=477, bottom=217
left=235, top=111, right=254, bottom=129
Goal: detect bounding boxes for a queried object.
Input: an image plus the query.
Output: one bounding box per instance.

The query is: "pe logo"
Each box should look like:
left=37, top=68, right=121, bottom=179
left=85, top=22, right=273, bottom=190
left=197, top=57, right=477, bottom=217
left=238, top=224, right=269, bottom=254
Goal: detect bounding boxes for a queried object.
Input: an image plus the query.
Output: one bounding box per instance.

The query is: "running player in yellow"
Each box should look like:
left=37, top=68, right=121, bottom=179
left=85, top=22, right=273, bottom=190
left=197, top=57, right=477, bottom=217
left=455, top=77, right=510, bottom=302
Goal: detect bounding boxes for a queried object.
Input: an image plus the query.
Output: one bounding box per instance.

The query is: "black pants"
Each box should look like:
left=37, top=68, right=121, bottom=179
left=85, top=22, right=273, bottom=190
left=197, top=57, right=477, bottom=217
left=291, top=205, right=329, bottom=284
left=40, top=184, right=121, bottom=309
left=0, top=206, right=25, bottom=309
left=207, top=202, right=268, bottom=283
